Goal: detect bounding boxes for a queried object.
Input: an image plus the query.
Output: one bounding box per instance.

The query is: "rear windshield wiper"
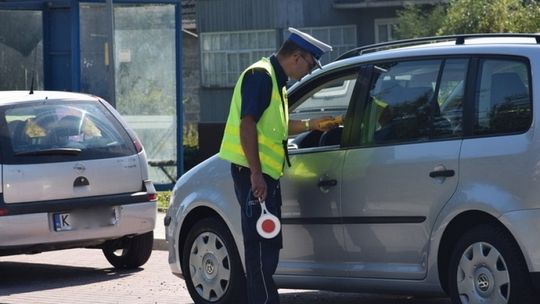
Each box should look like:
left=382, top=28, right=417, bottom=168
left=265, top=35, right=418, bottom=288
left=15, top=148, right=82, bottom=156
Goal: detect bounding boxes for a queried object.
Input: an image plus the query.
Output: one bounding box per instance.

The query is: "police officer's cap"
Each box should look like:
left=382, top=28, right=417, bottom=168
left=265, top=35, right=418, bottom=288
left=287, top=27, right=333, bottom=69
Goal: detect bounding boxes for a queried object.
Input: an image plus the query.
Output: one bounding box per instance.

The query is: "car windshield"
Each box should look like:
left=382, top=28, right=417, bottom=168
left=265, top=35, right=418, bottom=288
left=3, top=100, right=136, bottom=159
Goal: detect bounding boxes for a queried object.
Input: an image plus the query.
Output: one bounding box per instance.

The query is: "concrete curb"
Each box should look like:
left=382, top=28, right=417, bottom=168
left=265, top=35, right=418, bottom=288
left=153, top=238, right=168, bottom=251
left=153, top=211, right=168, bottom=251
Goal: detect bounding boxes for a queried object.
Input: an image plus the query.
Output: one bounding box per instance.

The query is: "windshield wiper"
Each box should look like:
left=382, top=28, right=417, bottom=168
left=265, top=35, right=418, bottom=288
left=15, top=148, right=82, bottom=156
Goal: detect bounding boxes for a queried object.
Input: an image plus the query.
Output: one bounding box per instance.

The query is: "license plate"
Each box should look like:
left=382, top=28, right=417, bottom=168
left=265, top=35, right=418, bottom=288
left=53, top=207, right=118, bottom=232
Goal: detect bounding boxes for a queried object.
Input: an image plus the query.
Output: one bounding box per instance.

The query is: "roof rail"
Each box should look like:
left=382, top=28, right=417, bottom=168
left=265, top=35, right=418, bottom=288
left=336, top=33, right=540, bottom=61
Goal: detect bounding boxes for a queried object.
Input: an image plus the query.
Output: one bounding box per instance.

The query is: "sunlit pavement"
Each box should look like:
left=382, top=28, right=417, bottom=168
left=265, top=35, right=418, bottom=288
left=0, top=247, right=450, bottom=304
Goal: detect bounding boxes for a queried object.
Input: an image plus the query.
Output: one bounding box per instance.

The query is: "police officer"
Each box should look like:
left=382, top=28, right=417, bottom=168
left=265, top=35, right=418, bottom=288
left=219, top=28, right=335, bottom=304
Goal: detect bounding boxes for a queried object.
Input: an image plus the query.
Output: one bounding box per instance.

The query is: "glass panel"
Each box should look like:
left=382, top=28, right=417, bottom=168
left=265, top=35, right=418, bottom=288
left=263, top=31, right=274, bottom=48
left=249, top=32, right=258, bottom=49
left=363, top=60, right=441, bottom=145
left=240, top=32, right=249, bottom=49
left=288, top=74, right=357, bottom=149
left=114, top=4, right=177, bottom=183
left=330, top=28, right=343, bottom=45
left=201, top=34, right=211, bottom=51
left=220, top=34, right=230, bottom=50
left=436, top=59, right=468, bottom=137
left=388, top=24, right=396, bottom=41
left=230, top=33, right=239, bottom=50
left=378, top=25, right=388, bottom=43
left=343, top=26, right=355, bottom=43
left=212, top=34, right=220, bottom=50
left=80, top=3, right=115, bottom=103
left=239, top=52, right=251, bottom=73
left=0, top=10, right=43, bottom=90
left=475, top=59, right=531, bottom=135
left=5, top=101, right=135, bottom=159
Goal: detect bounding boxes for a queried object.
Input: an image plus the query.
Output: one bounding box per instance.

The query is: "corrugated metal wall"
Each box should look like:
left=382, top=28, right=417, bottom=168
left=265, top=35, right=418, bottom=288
left=197, top=0, right=280, bottom=31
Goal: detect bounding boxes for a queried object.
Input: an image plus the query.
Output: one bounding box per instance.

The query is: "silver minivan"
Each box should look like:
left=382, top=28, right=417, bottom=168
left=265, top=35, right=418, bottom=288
left=166, top=34, right=540, bottom=304
left=0, top=91, right=156, bottom=269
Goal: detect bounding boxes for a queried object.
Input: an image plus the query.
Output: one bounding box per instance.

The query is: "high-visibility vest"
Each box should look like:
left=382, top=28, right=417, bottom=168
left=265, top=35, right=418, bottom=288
left=219, top=57, right=289, bottom=179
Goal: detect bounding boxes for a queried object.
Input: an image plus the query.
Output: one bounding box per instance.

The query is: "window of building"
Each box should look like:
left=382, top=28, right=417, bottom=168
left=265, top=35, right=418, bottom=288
left=374, top=18, right=398, bottom=43
left=474, top=59, right=531, bottom=135
left=200, top=30, right=276, bottom=87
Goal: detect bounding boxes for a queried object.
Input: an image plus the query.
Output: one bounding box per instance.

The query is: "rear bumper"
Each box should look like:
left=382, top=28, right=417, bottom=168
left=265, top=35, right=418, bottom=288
left=0, top=201, right=156, bottom=251
left=0, top=191, right=151, bottom=215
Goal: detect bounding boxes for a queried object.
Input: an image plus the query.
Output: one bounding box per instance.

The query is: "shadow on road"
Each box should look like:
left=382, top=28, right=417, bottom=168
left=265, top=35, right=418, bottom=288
left=279, top=290, right=451, bottom=304
left=0, top=261, right=142, bottom=296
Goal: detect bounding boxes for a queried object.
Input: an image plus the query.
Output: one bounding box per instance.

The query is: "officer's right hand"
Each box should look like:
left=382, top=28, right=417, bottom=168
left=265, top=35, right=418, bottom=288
left=250, top=172, right=267, bottom=201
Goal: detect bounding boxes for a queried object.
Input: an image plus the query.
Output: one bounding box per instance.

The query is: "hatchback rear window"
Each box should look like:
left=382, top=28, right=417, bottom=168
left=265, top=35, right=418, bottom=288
left=1, top=99, right=136, bottom=163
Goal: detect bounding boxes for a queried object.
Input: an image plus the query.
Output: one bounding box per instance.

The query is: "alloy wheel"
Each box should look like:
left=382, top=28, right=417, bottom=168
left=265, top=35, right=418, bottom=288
left=456, top=242, right=510, bottom=304
left=188, top=231, right=231, bottom=301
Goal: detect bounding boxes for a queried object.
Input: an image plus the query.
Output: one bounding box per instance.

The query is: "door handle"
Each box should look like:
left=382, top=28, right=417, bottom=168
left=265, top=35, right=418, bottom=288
left=318, top=179, right=337, bottom=188
left=429, top=169, right=455, bottom=178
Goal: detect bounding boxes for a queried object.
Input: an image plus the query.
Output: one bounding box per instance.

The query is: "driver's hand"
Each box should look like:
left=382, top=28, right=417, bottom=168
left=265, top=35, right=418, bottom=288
left=311, top=116, right=341, bottom=132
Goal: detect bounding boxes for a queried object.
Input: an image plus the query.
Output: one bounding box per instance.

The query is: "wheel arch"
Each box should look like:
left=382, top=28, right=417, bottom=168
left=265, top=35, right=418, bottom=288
left=177, top=206, right=243, bottom=270
left=437, top=210, right=525, bottom=293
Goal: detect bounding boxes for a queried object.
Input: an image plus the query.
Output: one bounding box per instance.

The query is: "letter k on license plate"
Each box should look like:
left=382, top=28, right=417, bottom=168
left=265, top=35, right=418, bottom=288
left=54, top=213, right=72, bottom=231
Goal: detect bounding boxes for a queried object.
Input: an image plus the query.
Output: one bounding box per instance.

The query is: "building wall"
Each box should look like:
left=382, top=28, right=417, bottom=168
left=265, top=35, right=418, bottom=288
left=197, top=0, right=282, bottom=31
left=197, top=0, right=399, bottom=46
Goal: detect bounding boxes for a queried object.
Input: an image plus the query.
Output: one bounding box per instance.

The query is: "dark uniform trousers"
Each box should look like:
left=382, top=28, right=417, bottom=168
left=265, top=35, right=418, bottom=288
left=231, top=164, right=282, bottom=304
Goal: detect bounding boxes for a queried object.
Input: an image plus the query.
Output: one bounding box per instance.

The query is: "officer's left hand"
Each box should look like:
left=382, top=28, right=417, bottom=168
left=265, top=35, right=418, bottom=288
left=250, top=171, right=267, bottom=201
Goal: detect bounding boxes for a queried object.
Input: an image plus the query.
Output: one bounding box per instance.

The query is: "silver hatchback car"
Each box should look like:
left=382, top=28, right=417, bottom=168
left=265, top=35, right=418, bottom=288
left=166, top=34, right=540, bottom=304
left=0, top=91, right=156, bottom=269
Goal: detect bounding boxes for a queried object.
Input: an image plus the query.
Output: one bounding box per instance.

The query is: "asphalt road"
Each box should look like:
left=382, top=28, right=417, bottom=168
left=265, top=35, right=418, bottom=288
left=0, top=248, right=452, bottom=304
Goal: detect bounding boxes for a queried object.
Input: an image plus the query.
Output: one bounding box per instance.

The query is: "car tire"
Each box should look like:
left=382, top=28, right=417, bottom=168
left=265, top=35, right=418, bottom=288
left=448, top=224, right=535, bottom=304
left=182, top=217, right=246, bottom=304
left=102, top=231, right=153, bottom=269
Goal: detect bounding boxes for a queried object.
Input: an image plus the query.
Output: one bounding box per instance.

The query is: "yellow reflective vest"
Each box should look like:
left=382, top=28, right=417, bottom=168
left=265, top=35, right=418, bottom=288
left=219, top=57, right=289, bottom=180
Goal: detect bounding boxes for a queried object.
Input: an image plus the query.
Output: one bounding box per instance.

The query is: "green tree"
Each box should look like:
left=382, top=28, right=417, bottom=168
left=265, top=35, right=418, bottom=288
left=394, top=4, right=447, bottom=39
left=395, top=0, right=540, bottom=39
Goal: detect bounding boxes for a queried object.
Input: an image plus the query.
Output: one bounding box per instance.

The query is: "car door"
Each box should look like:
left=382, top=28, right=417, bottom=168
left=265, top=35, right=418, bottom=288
left=277, top=68, right=360, bottom=277
left=341, top=58, right=467, bottom=279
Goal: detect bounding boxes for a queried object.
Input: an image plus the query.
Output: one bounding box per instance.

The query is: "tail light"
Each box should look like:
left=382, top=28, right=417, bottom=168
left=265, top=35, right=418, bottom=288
left=148, top=192, right=158, bottom=201
left=133, top=137, right=143, bottom=153
left=0, top=208, right=8, bottom=216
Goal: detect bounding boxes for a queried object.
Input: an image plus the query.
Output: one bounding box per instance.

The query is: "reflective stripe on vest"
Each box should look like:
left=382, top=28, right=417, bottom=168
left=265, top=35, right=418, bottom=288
left=219, top=58, right=288, bottom=179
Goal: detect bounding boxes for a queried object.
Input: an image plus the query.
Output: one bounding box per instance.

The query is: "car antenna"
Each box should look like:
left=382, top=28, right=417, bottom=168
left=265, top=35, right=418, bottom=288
left=29, top=47, right=38, bottom=95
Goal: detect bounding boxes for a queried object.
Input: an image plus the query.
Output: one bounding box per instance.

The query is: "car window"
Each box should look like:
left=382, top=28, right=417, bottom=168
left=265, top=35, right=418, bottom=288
left=3, top=100, right=136, bottom=162
left=474, top=59, right=531, bottom=135
left=436, top=59, right=468, bottom=137
left=359, top=59, right=467, bottom=145
left=290, top=75, right=356, bottom=120
left=288, top=73, right=357, bottom=149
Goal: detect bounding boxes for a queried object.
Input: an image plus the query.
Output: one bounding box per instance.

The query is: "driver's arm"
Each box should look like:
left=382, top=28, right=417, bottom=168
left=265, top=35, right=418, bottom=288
left=288, top=116, right=340, bottom=135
